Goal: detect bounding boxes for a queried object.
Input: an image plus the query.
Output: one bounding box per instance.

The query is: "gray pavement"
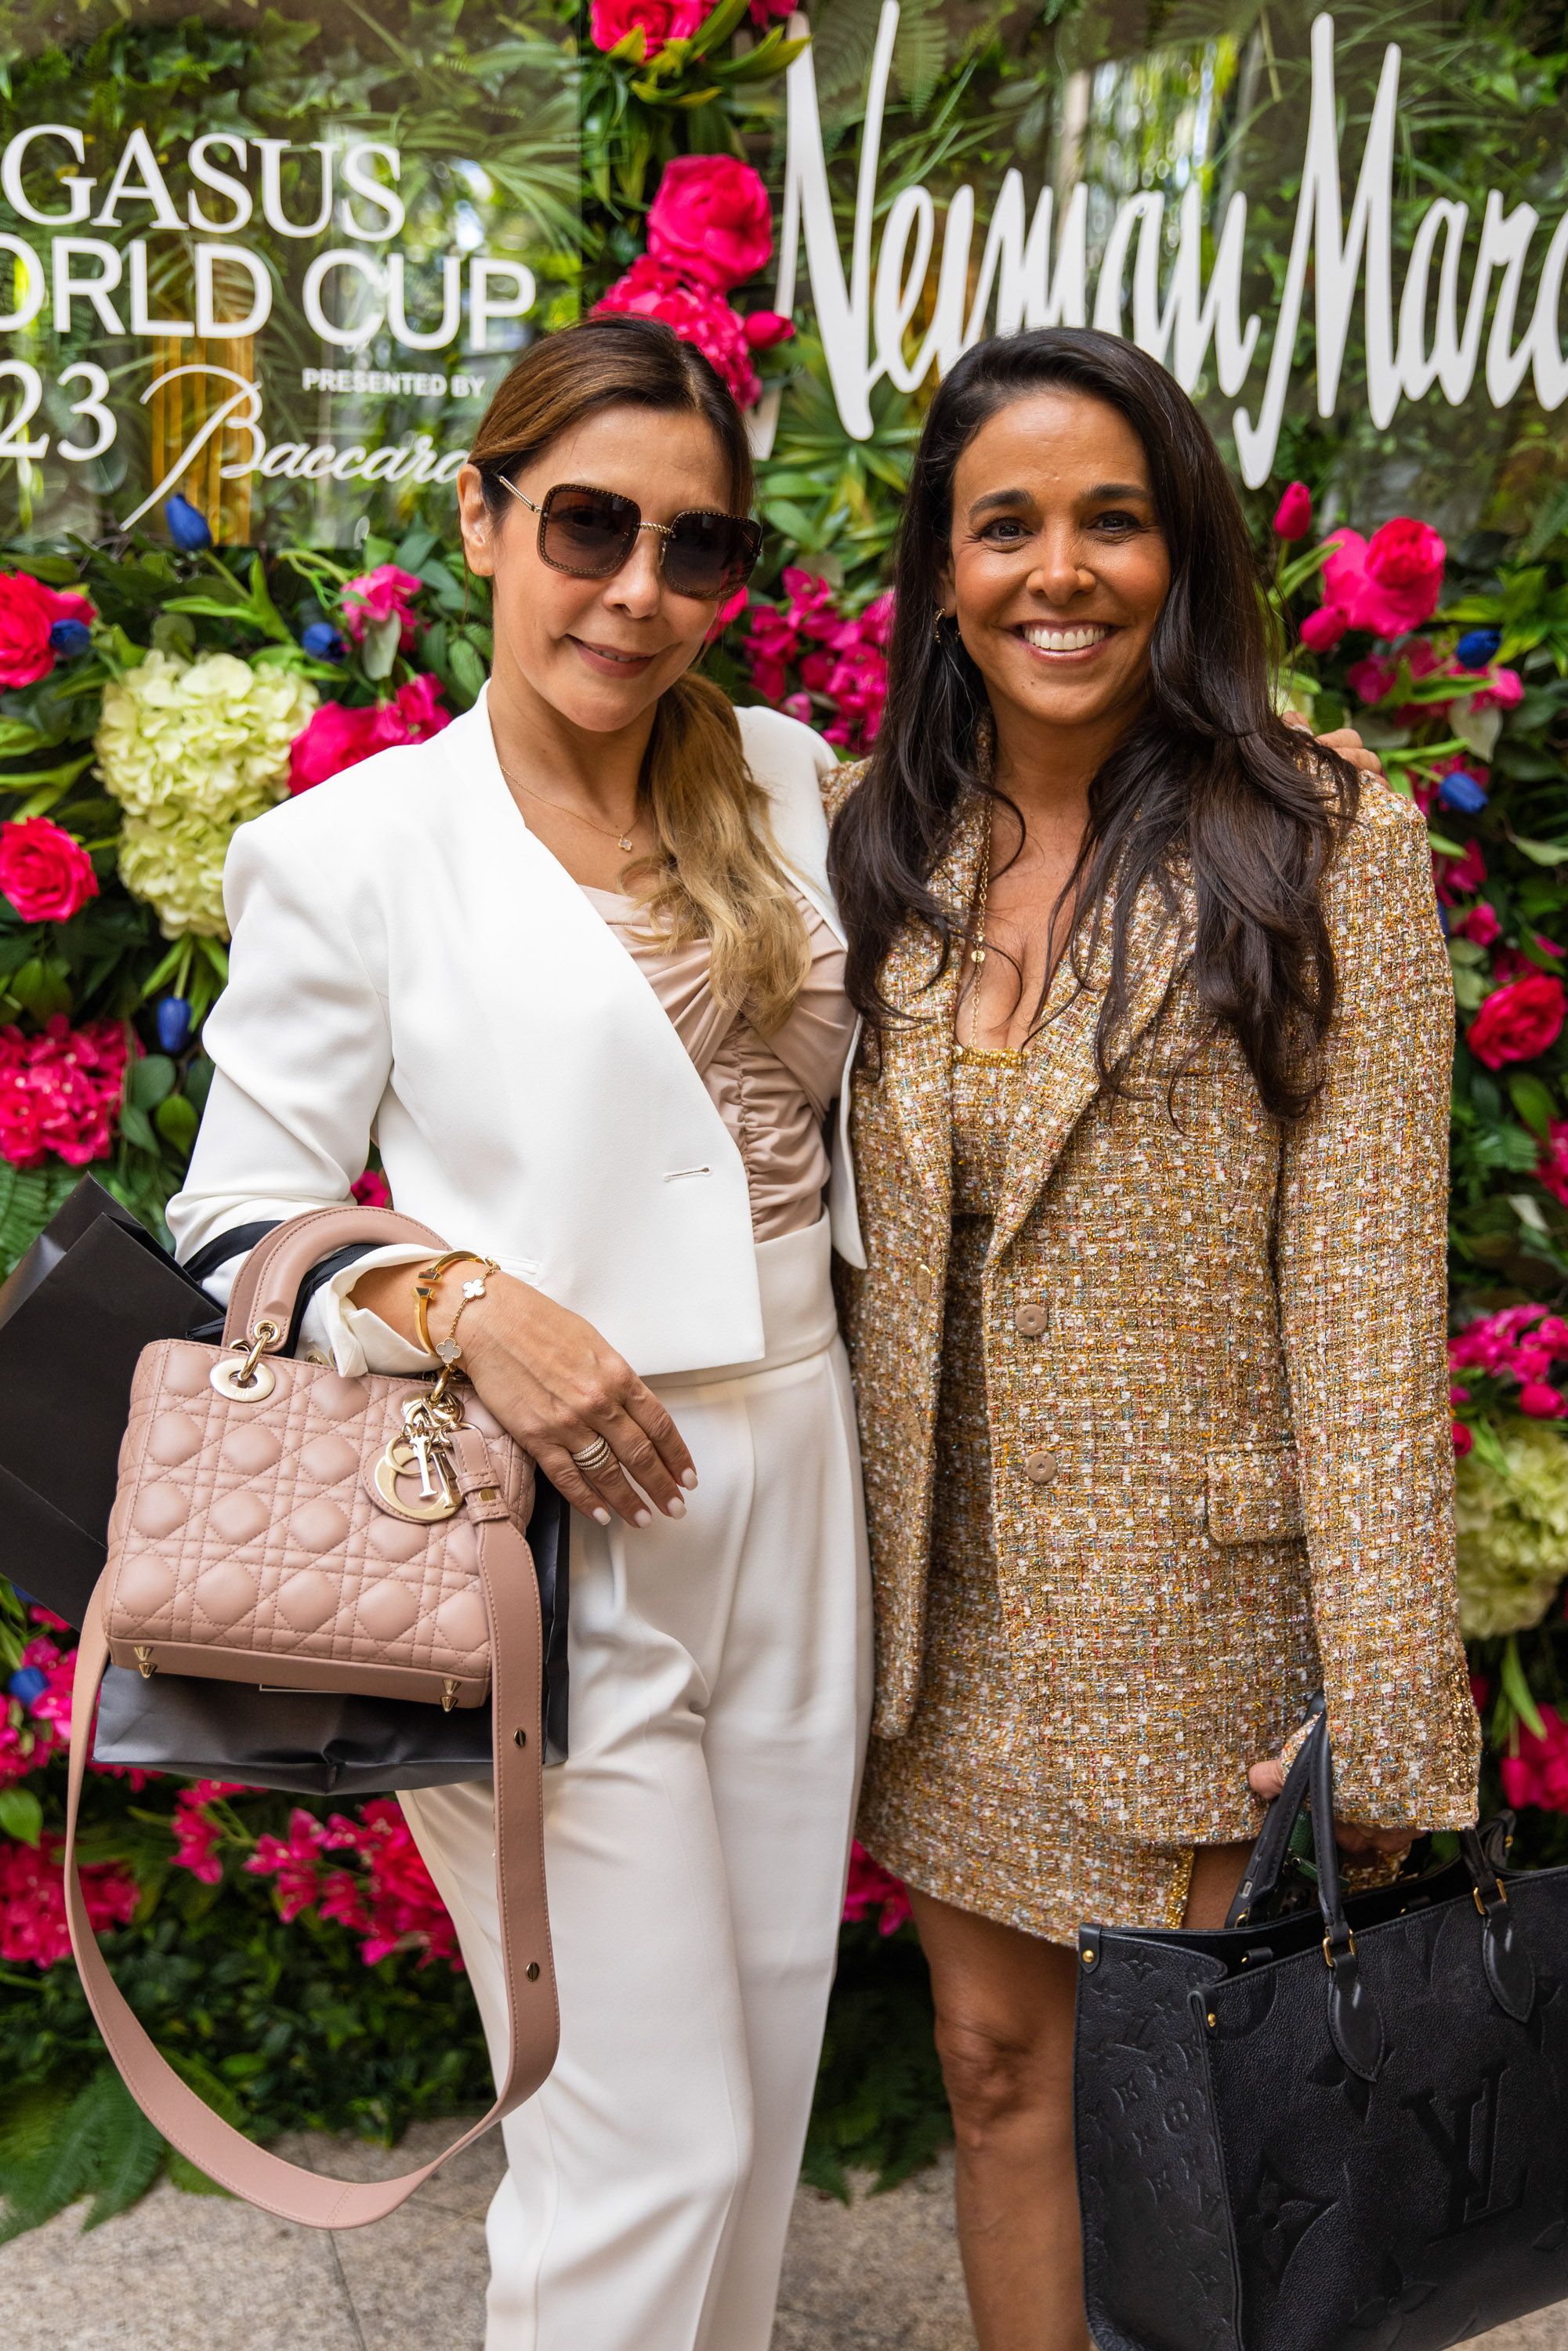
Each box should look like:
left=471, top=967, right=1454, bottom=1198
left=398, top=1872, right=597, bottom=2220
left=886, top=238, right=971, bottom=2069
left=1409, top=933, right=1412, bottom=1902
left=0, top=2127, right=1561, bottom=2351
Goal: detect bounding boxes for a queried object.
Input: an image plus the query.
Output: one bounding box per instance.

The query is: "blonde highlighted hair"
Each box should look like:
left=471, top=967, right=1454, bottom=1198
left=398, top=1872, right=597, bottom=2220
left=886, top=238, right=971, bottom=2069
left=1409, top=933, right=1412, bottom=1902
left=467, top=316, right=811, bottom=1034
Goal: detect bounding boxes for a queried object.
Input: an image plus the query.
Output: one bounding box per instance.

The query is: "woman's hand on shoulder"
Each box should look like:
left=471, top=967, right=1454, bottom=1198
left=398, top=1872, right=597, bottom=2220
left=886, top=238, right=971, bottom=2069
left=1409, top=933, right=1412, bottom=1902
left=1282, top=707, right=1385, bottom=781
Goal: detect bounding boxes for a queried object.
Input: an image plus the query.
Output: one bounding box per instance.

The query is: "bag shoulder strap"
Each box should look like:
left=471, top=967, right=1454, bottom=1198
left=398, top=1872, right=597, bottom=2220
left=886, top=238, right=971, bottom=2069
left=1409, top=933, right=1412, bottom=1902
left=63, top=1425, right=557, bottom=2229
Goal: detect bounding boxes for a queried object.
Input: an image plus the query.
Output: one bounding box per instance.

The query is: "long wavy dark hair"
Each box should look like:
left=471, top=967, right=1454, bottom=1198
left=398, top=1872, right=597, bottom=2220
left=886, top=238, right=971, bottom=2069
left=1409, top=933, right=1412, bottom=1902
left=827, top=328, right=1359, bottom=1121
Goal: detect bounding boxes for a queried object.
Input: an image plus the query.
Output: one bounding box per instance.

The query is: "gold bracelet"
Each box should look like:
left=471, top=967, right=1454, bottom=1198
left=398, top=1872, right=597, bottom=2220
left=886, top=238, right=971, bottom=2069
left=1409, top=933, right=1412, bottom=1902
left=436, top=1258, right=499, bottom=1365
left=411, top=1252, right=493, bottom=1357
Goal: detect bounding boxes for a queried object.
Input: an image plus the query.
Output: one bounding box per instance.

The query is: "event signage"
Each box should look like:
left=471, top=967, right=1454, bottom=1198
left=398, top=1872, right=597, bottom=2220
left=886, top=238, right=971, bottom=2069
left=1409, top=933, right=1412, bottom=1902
left=765, top=5, right=1568, bottom=484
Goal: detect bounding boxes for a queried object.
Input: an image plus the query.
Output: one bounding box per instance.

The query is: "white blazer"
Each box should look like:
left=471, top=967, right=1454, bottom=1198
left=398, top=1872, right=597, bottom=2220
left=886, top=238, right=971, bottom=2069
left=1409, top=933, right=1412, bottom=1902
left=168, top=690, right=867, bottom=1382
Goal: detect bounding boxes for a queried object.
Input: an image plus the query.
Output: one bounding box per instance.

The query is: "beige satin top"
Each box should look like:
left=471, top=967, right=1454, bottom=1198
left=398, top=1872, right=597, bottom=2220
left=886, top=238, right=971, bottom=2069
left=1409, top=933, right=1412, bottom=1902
left=583, top=886, right=853, bottom=1241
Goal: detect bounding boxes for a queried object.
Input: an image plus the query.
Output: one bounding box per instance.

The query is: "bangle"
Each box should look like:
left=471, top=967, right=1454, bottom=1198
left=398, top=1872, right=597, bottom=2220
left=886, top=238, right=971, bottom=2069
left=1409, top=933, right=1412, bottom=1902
left=411, top=1251, right=494, bottom=1357
left=436, top=1258, right=499, bottom=1364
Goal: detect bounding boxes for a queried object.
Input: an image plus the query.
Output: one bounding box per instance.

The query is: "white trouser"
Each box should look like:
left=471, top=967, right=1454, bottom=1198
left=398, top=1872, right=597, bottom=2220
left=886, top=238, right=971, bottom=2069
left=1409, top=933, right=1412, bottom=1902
left=399, top=1219, right=871, bottom=2351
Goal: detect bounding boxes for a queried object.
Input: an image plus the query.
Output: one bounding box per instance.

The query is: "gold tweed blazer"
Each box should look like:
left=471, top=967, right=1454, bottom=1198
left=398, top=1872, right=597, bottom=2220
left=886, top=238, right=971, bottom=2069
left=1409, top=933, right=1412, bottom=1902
left=831, top=769, right=1479, bottom=1845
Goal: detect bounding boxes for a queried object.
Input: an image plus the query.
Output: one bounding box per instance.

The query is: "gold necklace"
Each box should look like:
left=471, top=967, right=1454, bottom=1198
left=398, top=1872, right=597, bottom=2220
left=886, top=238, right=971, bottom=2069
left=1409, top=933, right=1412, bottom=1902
left=962, top=797, right=995, bottom=1049
left=503, top=766, right=642, bottom=856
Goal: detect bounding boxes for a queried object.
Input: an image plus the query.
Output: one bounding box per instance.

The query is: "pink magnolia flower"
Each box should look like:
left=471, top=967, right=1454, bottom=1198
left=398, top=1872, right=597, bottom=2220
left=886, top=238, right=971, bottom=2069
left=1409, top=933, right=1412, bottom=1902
left=351, top=1165, right=391, bottom=1208
left=1454, top=902, right=1501, bottom=947
left=588, top=0, right=701, bottom=53
left=647, top=156, right=774, bottom=293
left=1322, top=520, right=1446, bottom=638
left=339, top=564, right=423, bottom=649
left=0, top=1707, right=50, bottom=1784
left=288, top=675, right=451, bottom=794
left=822, top=642, right=889, bottom=752
left=16, top=1635, right=75, bottom=1736
left=1273, top=482, right=1313, bottom=540
left=1501, top=1704, right=1568, bottom=1813
left=1519, top=1380, right=1566, bottom=1418
left=323, top=1799, right=459, bottom=1968
left=0, top=572, right=96, bottom=690
left=1466, top=973, right=1566, bottom=1070
left=0, top=1835, right=137, bottom=1967
left=1345, top=654, right=1397, bottom=705
left=0, top=817, right=98, bottom=922
left=744, top=310, right=794, bottom=350
left=1298, top=604, right=1348, bottom=654
left=842, top=1841, right=911, bottom=1936
left=246, top=1806, right=330, bottom=1923
left=1473, top=667, right=1524, bottom=713
left=0, top=1015, right=129, bottom=1168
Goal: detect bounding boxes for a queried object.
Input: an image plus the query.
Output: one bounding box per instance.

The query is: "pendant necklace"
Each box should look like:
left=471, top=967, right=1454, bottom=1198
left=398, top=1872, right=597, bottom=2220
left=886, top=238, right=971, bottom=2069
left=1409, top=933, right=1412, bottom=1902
left=503, top=766, right=641, bottom=855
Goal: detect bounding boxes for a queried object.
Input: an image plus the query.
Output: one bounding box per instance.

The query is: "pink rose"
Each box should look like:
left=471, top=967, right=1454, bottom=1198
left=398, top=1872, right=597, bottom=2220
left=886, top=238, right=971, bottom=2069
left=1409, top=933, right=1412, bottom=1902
left=1434, top=838, right=1486, bottom=904
left=0, top=817, right=98, bottom=922
left=340, top=564, right=423, bottom=648
left=1273, top=482, right=1313, bottom=540
left=0, top=571, right=96, bottom=690
left=351, top=1165, right=391, bottom=1208
left=1465, top=972, right=1566, bottom=1070
left=1345, top=654, right=1396, bottom=705
left=1298, top=603, right=1347, bottom=654
left=842, top=1840, right=911, bottom=1936
left=647, top=156, right=774, bottom=292
left=589, top=0, right=701, bottom=53
left=1322, top=520, right=1447, bottom=639
left=1501, top=1705, right=1568, bottom=1813
left=747, top=0, right=793, bottom=20
left=1537, top=1119, right=1568, bottom=1210
left=592, top=257, right=760, bottom=406
left=1519, top=1381, right=1566, bottom=1418
left=288, top=676, right=451, bottom=793
left=1452, top=1420, right=1473, bottom=1454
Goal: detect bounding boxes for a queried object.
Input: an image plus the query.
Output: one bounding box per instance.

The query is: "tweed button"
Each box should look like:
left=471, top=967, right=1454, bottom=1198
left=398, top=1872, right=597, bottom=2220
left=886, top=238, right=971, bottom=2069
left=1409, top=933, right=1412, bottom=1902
left=1024, top=1449, right=1060, bottom=1485
left=914, top=1266, right=935, bottom=1302
left=1013, top=1302, right=1048, bottom=1337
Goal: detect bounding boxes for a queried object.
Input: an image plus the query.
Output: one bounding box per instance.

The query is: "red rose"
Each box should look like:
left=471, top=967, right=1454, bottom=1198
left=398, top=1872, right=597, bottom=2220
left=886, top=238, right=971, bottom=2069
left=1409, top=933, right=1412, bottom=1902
left=1465, top=972, right=1566, bottom=1070
left=647, top=155, right=774, bottom=292
left=0, top=572, right=96, bottom=691
left=0, top=817, right=98, bottom=922
left=588, top=0, right=701, bottom=56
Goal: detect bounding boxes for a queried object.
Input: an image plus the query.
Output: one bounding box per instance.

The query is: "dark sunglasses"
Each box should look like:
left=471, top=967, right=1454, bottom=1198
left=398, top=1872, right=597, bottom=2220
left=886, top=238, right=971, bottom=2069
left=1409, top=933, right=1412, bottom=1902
left=503, top=477, right=762, bottom=602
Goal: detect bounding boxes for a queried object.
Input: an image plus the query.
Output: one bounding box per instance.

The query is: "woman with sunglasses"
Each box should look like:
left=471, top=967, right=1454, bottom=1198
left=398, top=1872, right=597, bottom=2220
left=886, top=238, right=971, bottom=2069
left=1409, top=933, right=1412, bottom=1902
left=167, top=313, right=870, bottom=2351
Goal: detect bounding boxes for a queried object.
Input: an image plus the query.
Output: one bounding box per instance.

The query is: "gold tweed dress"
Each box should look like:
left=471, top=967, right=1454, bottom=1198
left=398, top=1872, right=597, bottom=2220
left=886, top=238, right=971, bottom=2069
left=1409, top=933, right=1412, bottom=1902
left=857, top=1040, right=1196, bottom=1945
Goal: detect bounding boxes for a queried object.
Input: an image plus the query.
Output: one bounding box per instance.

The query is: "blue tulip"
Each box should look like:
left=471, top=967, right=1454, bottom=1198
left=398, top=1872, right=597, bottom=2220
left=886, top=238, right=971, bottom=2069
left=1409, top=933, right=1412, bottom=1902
left=8, top=1667, right=48, bottom=1708
left=1438, top=769, right=1488, bottom=814
left=302, top=621, right=345, bottom=661
left=165, top=494, right=212, bottom=551
left=48, top=618, right=92, bottom=658
left=1456, top=626, right=1502, bottom=670
left=155, top=994, right=192, bottom=1054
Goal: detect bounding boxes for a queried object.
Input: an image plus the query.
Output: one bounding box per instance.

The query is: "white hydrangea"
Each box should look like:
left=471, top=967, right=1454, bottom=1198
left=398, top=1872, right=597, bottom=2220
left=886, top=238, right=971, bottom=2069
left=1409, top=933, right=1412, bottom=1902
left=1454, top=1415, right=1568, bottom=1637
left=96, top=650, right=317, bottom=933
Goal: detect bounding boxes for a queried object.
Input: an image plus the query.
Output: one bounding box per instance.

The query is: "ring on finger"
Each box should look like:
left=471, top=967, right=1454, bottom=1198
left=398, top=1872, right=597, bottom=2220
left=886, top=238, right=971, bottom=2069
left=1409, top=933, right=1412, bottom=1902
left=569, top=1435, right=614, bottom=1474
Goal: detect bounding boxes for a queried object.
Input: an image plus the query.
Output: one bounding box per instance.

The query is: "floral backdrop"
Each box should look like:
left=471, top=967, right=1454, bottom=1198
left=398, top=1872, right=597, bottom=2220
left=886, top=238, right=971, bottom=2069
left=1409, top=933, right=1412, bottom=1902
left=1, top=0, right=1567, bottom=2242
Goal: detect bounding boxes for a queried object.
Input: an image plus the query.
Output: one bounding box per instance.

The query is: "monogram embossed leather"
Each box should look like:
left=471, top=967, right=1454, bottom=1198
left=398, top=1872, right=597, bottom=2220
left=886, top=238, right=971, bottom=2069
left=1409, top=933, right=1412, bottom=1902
left=62, top=1209, right=559, bottom=2230
left=1077, top=1714, right=1568, bottom=2351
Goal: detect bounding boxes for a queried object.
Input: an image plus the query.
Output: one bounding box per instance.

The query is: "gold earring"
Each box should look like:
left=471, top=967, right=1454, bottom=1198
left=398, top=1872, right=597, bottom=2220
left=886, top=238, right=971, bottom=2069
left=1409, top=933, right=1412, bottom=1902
left=933, top=610, right=954, bottom=645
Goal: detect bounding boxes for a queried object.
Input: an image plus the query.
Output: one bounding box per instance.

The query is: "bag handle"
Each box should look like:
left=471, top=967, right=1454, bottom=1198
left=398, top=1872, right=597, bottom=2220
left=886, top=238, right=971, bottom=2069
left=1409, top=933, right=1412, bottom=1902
left=63, top=1422, right=558, bottom=2229
left=1223, top=1694, right=1327, bottom=1929
left=221, top=1205, right=447, bottom=1353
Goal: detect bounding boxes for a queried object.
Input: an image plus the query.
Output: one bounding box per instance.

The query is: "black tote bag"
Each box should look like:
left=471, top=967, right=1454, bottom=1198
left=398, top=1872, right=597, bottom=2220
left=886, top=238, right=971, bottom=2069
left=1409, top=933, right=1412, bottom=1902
left=1074, top=1708, right=1568, bottom=2351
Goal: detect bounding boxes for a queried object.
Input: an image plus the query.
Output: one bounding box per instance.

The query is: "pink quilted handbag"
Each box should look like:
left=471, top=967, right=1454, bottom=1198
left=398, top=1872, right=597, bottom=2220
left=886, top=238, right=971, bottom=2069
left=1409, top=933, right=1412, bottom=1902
left=62, top=1207, right=559, bottom=2228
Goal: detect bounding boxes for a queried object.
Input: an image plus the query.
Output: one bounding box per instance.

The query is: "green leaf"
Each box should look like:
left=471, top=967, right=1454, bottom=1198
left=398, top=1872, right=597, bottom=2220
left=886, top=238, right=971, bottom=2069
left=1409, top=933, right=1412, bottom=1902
left=1508, top=1074, right=1558, bottom=1138
left=154, top=1095, right=199, bottom=1154
left=118, top=1101, right=159, bottom=1154
left=361, top=610, right=403, bottom=682
left=394, top=526, right=439, bottom=574
left=0, top=1788, right=42, bottom=1846
left=166, top=2149, right=232, bottom=2197
left=1501, top=1632, right=1547, bottom=1741
left=128, top=1055, right=176, bottom=1111
left=0, top=2068, right=117, bottom=2243
left=447, top=636, right=487, bottom=706
left=1512, top=837, right=1568, bottom=867
left=0, top=1159, right=78, bottom=1274
left=81, top=2077, right=164, bottom=2230
left=8, top=957, right=71, bottom=1020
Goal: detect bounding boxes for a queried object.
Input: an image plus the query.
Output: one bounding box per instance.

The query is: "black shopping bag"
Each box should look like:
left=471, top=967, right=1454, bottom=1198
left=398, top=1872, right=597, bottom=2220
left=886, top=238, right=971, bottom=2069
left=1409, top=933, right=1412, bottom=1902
left=0, top=1176, right=215, bottom=1626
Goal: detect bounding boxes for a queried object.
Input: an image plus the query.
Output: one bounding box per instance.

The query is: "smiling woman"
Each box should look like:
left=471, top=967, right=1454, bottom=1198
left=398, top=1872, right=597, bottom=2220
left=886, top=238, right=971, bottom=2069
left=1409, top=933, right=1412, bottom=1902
left=163, top=313, right=873, bottom=2351
left=827, top=328, right=1479, bottom=2351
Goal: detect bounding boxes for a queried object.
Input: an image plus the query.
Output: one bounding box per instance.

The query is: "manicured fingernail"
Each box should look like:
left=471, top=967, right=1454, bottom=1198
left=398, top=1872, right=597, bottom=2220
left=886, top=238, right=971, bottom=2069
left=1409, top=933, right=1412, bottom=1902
left=593, top=1508, right=611, bottom=1526
left=634, top=1509, right=652, bottom=1528
left=665, top=1496, right=686, bottom=1518
left=681, top=1469, right=698, bottom=1489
